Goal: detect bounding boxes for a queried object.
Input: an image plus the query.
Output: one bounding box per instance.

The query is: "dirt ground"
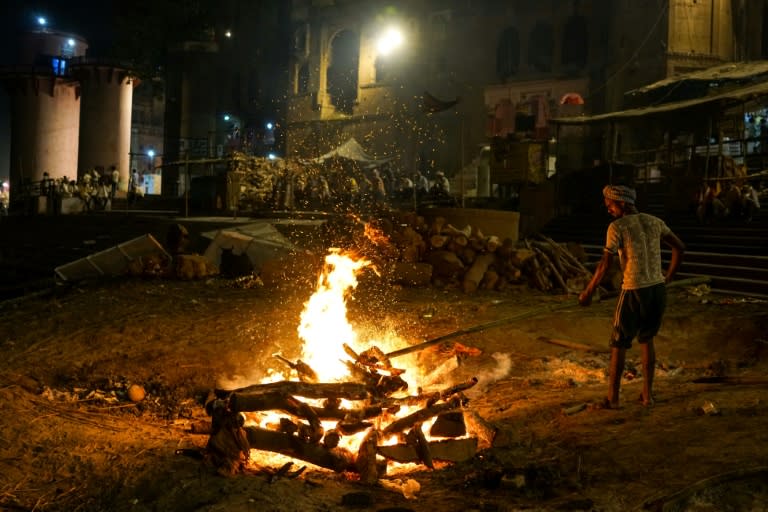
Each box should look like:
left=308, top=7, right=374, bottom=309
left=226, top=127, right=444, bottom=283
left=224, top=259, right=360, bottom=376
left=0, top=216, right=767, bottom=512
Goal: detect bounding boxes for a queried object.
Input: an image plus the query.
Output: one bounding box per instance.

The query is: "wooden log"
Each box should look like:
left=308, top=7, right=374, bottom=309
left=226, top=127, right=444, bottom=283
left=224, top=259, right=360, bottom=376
left=386, top=300, right=579, bottom=359
left=397, top=226, right=426, bottom=263
left=459, top=246, right=477, bottom=266
left=510, top=247, right=536, bottom=267
left=463, top=410, right=497, bottom=450
left=425, top=250, right=465, bottom=278
left=272, top=354, right=318, bottom=383
left=386, top=276, right=713, bottom=360
left=377, top=437, right=478, bottom=463
left=216, top=381, right=370, bottom=400
left=430, top=234, right=450, bottom=249
left=356, top=428, right=380, bottom=484
left=230, top=391, right=380, bottom=421
left=462, top=253, right=496, bottom=294
left=322, top=429, right=341, bottom=449
left=430, top=411, right=466, bottom=438
left=206, top=417, right=250, bottom=475
left=443, top=224, right=472, bottom=238
left=533, top=247, right=568, bottom=292
left=484, top=235, right=501, bottom=253
left=406, top=424, right=433, bottom=468
left=337, top=420, right=374, bottom=435
left=429, top=216, right=446, bottom=236
left=452, top=234, right=469, bottom=247
left=480, top=270, right=500, bottom=290
left=496, top=237, right=516, bottom=258
left=538, top=235, right=591, bottom=275
left=244, top=426, right=356, bottom=473
left=379, top=378, right=478, bottom=407
left=382, top=396, right=462, bottom=435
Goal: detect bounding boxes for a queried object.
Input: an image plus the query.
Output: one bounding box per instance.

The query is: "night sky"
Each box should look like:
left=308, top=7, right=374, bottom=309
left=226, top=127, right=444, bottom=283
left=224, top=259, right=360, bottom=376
left=0, top=1, right=115, bottom=61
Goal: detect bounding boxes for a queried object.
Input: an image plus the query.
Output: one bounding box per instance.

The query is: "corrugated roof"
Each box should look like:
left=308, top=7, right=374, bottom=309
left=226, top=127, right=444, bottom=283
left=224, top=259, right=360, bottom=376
left=628, top=60, right=768, bottom=94
left=550, top=80, right=768, bottom=126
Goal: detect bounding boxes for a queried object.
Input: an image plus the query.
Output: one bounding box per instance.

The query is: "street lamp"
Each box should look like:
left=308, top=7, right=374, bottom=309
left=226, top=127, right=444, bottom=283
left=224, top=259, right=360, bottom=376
left=376, top=27, right=404, bottom=56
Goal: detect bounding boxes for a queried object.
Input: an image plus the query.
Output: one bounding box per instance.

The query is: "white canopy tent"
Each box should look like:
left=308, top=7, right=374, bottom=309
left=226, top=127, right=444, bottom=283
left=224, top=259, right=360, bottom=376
left=311, top=137, right=392, bottom=168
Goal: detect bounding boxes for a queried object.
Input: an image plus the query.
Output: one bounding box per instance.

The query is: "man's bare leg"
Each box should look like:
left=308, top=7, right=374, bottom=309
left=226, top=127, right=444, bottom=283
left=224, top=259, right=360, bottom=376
left=640, top=338, right=655, bottom=406
left=607, top=347, right=626, bottom=408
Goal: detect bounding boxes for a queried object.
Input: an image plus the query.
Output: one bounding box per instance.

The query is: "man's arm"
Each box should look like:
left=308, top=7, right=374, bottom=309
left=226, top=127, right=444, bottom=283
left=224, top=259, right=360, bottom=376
left=662, top=232, right=685, bottom=284
left=578, top=250, right=615, bottom=306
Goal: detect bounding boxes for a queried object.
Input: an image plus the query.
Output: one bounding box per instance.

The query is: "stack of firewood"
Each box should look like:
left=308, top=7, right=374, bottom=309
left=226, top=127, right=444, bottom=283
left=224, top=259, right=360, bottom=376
left=203, top=347, right=494, bottom=480
left=379, top=213, right=593, bottom=294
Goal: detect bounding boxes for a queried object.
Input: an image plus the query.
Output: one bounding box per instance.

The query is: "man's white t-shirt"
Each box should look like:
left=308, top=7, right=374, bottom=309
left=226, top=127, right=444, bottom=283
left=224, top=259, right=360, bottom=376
left=604, top=213, right=671, bottom=290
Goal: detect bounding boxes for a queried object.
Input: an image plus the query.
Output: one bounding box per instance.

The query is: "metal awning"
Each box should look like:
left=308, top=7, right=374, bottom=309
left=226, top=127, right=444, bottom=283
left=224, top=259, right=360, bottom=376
left=550, top=80, right=768, bottom=126
left=627, top=61, right=768, bottom=94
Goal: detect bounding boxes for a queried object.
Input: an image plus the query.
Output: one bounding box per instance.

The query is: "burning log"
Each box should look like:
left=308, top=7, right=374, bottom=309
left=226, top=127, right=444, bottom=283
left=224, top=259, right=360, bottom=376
left=206, top=413, right=250, bottom=475
left=406, top=424, right=434, bottom=469
left=244, top=426, right=357, bottom=473
left=356, top=428, right=382, bottom=484
left=273, top=354, right=318, bottom=383
left=381, top=378, right=479, bottom=407
left=337, top=420, right=375, bottom=435
left=229, top=391, right=382, bottom=421
left=322, top=429, right=341, bottom=449
left=377, top=438, right=478, bottom=463
left=382, top=396, right=463, bottom=436
left=430, top=412, right=466, bottom=437
left=215, top=381, right=370, bottom=400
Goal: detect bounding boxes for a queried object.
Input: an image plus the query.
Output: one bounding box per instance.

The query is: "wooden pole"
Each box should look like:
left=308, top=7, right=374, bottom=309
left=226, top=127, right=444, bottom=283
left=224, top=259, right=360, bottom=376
left=386, top=276, right=711, bottom=359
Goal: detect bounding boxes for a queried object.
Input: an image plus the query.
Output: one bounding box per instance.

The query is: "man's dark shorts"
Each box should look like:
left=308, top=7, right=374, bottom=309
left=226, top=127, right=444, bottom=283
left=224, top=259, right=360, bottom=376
left=609, top=283, right=667, bottom=349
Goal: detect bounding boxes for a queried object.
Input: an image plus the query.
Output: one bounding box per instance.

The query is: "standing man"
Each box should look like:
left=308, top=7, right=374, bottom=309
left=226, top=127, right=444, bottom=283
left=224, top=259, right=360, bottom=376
left=110, top=166, right=120, bottom=200
left=578, top=185, right=685, bottom=408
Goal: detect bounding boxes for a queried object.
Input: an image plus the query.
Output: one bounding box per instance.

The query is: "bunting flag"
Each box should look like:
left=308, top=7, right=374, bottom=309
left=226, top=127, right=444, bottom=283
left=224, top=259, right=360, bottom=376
left=421, top=91, right=460, bottom=113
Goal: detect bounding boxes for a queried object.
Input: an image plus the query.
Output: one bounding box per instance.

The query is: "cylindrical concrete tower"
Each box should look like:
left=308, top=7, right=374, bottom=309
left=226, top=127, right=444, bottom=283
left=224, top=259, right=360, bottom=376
left=72, top=61, right=138, bottom=191
left=1, top=30, right=88, bottom=200
left=7, top=75, right=81, bottom=185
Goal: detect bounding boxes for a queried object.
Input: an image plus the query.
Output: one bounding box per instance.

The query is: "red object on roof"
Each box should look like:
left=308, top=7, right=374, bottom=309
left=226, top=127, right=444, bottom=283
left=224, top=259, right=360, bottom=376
left=560, top=92, right=585, bottom=105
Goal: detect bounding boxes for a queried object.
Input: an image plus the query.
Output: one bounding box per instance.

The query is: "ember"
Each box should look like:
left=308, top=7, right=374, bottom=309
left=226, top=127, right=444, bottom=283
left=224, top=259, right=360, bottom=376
left=204, top=250, right=495, bottom=480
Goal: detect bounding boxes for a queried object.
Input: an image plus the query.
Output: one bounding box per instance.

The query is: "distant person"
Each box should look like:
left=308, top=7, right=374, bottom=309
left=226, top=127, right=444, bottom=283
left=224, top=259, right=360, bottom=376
left=742, top=183, right=761, bottom=222
left=432, top=171, right=450, bottom=196
left=0, top=183, right=9, bottom=216
left=371, top=169, right=386, bottom=205
left=414, top=172, right=429, bottom=200
left=579, top=185, right=685, bottom=409
left=110, top=166, right=120, bottom=199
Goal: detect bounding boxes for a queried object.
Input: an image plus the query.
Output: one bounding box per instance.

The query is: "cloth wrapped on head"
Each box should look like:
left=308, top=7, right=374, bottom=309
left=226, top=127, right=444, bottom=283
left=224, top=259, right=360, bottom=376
left=602, top=185, right=636, bottom=205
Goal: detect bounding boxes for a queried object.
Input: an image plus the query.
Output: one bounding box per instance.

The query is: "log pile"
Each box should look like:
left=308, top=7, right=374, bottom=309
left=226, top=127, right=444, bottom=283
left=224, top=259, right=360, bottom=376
left=203, top=349, right=495, bottom=479
left=370, top=213, right=593, bottom=294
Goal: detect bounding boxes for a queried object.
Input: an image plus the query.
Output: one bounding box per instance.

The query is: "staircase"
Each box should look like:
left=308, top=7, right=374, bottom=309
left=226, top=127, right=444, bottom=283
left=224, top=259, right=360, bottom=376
left=541, top=211, right=768, bottom=298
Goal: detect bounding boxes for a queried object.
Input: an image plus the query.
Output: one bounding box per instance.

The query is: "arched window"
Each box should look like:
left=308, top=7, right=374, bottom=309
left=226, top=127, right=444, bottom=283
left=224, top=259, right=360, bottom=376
left=496, top=27, right=520, bottom=81
left=528, top=21, right=554, bottom=73
left=327, top=30, right=359, bottom=114
left=561, top=15, right=588, bottom=70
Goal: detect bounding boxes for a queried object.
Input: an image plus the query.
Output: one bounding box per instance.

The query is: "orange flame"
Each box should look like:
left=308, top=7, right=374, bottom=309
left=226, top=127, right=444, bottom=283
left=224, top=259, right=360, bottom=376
left=298, top=249, right=370, bottom=382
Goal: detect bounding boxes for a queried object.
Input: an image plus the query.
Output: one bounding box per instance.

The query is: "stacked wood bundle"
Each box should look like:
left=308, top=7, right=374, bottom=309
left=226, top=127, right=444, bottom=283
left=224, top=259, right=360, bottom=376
left=375, top=213, right=593, bottom=294
left=203, top=350, right=494, bottom=479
